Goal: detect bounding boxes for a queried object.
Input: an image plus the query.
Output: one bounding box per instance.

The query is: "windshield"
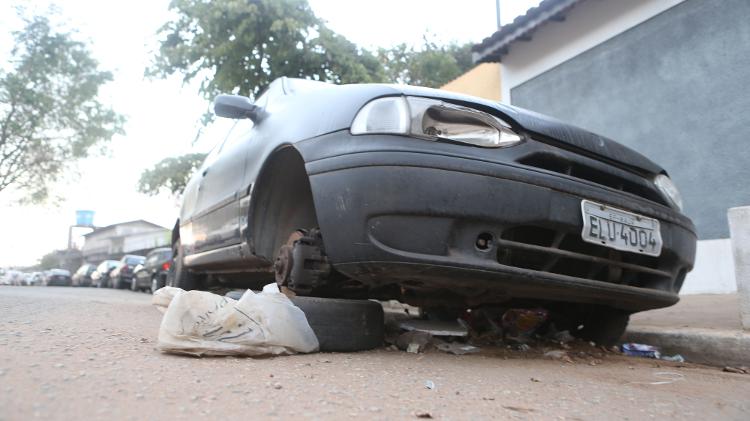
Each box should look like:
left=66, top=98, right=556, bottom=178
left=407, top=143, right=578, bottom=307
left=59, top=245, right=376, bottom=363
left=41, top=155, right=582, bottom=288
left=125, top=256, right=145, bottom=265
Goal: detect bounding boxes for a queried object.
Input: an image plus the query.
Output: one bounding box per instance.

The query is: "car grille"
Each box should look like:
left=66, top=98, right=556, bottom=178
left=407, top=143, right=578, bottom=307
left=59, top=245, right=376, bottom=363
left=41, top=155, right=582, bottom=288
left=517, top=152, right=669, bottom=206
left=497, top=225, right=685, bottom=291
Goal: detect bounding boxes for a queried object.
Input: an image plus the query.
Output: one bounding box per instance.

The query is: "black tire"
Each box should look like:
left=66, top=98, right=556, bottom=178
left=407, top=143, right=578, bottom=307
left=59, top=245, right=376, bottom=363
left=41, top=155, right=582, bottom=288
left=168, top=240, right=202, bottom=290
left=577, top=309, right=630, bottom=347
left=225, top=291, right=384, bottom=352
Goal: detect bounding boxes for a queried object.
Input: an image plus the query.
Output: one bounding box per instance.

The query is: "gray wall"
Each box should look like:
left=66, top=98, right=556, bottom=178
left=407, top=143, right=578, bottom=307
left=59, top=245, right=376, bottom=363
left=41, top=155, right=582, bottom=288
left=511, top=0, right=750, bottom=239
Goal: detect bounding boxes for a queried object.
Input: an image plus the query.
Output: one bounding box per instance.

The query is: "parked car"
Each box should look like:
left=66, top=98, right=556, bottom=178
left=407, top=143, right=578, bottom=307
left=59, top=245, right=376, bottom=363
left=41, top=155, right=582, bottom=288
left=132, top=248, right=172, bottom=292
left=109, top=255, right=145, bottom=289
left=28, top=272, right=43, bottom=286
left=91, top=260, right=120, bottom=288
left=72, top=264, right=97, bottom=287
left=167, top=77, right=696, bottom=345
left=45, top=269, right=72, bottom=286
left=2, top=270, right=22, bottom=286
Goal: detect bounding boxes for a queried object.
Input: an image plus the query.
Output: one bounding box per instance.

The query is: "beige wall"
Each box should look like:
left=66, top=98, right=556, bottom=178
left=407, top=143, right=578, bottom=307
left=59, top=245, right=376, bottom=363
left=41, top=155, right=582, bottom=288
left=440, top=63, right=501, bottom=102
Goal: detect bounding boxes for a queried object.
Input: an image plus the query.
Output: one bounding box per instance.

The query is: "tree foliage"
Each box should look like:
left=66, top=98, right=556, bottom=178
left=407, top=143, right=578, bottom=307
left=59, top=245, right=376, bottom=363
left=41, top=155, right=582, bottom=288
left=148, top=0, right=384, bottom=101
left=143, top=0, right=475, bottom=196
left=0, top=13, right=124, bottom=202
left=379, top=41, right=474, bottom=88
left=138, top=152, right=207, bottom=196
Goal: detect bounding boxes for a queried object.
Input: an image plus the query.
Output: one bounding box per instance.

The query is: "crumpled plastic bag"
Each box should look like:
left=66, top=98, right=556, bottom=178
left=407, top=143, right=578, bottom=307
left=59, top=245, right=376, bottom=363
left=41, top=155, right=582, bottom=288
left=152, top=283, right=319, bottom=357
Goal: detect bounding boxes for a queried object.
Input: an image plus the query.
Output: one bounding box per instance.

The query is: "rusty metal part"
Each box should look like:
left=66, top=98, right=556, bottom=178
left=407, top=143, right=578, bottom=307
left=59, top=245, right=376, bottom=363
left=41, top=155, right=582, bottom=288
left=274, top=230, right=305, bottom=287
left=274, top=229, right=331, bottom=295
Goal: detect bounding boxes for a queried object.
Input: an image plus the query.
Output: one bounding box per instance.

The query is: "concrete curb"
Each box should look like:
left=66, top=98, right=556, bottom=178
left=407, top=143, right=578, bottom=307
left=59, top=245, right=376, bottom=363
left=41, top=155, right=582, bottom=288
left=624, top=326, right=750, bottom=367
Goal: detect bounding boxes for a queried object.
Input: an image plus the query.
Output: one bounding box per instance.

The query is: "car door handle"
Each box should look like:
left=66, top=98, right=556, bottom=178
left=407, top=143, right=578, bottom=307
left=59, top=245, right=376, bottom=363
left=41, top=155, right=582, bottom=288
left=202, top=168, right=209, bottom=176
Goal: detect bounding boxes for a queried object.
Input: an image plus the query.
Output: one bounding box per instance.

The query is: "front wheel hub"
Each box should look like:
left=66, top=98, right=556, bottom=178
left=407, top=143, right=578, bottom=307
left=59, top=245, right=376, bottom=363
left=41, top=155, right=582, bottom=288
left=273, top=229, right=330, bottom=295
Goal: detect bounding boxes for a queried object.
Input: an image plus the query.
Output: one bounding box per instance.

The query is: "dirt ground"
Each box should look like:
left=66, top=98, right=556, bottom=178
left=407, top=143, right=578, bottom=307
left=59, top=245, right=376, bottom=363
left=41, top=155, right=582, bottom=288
left=1, top=287, right=748, bottom=420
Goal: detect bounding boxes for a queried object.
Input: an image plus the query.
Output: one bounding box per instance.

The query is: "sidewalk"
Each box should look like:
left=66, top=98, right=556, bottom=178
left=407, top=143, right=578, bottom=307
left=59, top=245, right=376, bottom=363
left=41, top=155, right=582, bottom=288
left=626, top=293, right=749, bottom=367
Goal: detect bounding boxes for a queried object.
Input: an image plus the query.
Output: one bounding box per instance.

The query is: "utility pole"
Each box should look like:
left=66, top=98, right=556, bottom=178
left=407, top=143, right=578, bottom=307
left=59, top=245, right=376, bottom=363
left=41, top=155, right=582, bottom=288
left=496, top=0, right=502, bottom=29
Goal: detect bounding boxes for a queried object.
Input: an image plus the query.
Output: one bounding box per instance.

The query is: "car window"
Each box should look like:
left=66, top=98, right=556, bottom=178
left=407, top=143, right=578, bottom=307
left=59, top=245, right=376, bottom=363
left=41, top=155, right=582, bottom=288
left=125, top=256, right=145, bottom=265
left=218, top=119, right=254, bottom=154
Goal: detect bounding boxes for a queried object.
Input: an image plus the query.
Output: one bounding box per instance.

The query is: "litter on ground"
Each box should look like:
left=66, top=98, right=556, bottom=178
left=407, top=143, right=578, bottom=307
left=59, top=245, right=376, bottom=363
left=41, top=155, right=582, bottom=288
left=152, top=284, right=319, bottom=357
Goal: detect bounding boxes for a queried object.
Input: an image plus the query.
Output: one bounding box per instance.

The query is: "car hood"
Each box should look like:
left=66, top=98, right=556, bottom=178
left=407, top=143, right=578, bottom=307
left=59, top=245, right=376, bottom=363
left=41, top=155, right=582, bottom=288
left=386, top=85, right=664, bottom=175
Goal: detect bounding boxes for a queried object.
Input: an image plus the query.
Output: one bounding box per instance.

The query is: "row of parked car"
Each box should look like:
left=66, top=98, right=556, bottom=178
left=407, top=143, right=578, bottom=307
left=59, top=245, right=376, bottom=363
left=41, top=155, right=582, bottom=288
left=1, top=247, right=172, bottom=293
left=72, top=247, right=173, bottom=292
left=0, top=269, right=72, bottom=286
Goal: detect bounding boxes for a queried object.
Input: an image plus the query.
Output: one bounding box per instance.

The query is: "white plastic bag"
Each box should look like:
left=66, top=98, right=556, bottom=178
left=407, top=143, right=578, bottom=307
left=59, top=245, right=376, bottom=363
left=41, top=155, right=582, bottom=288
left=152, top=283, right=319, bottom=357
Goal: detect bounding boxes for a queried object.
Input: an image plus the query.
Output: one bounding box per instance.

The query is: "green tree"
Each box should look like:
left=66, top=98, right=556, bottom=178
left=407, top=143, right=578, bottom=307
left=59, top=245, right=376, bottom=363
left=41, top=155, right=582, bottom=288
left=148, top=0, right=384, bottom=101
left=142, top=0, right=475, bottom=196
left=0, top=13, right=124, bottom=202
left=38, top=251, right=61, bottom=270
left=138, top=152, right=207, bottom=196
left=379, top=40, right=474, bottom=88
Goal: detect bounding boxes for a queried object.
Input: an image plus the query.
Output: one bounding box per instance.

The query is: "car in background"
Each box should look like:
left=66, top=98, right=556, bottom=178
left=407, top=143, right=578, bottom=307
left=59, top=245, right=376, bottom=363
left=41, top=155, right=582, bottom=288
left=132, top=248, right=172, bottom=293
left=91, top=260, right=120, bottom=288
left=109, top=255, right=146, bottom=289
left=28, top=272, right=44, bottom=286
left=3, top=270, right=23, bottom=286
left=72, top=264, right=97, bottom=287
left=45, top=269, right=72, bottom=286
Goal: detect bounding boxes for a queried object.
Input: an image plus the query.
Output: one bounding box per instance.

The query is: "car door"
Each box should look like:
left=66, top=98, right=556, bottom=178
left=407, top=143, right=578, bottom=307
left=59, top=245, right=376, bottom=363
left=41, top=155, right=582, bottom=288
left=191, top=119, right=256, bottom=253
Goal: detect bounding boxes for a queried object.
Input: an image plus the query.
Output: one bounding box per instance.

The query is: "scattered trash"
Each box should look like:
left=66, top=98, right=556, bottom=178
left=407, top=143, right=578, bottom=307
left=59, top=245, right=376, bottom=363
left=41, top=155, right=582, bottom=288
left=543, top=350, right=565, bottom=359
left=660, top=354, right=685, bottom=363
left=515, top=343, right=531, bottom=352
left=621, top=344, right=687, bottom=363
left=399, top=319, right=468, bottom=337
left=395, top=331, right=433, bottom=353
left=424, top=380, right=435, bottom=390
left=551, top=329, right=575, bottom=344
left=501, top=308, right=548, bottom=342
left=152, top=284, right=319, bottom=357
left=435, top=342, right=480, bottom=355
left=621, top=343, right=661, bottom=359
left=414, top=411, right=433, bottom=419
left=407, top=343, right=422, bottom=354
left=723, top=366, right=749, bottom=374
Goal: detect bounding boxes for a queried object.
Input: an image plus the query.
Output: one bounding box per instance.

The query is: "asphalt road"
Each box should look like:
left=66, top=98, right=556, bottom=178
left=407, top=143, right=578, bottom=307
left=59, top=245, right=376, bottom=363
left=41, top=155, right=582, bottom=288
left=1, top=286, right=748, bottom=420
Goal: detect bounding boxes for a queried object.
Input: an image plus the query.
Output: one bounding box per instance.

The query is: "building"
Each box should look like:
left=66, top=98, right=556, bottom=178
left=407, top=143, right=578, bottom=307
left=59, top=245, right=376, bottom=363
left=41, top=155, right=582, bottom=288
left=81, top=220, right=170, bottom=262
left=440, top=62, right=502, bottom=102
left=472, top=0, right=749, bottom=293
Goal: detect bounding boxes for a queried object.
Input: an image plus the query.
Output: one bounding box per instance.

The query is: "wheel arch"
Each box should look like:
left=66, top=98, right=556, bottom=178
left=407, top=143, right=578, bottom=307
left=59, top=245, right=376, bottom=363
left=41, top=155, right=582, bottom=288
left=248, top=145, right=320, bottom=262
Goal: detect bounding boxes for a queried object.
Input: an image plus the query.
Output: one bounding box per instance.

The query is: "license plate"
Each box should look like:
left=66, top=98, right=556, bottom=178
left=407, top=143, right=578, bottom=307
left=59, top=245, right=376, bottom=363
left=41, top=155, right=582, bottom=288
left=580, top=200, right=662, bottom=257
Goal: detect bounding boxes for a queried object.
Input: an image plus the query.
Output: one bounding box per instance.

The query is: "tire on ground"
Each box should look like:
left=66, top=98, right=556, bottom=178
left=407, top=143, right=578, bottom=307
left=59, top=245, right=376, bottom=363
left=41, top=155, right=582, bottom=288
left=577, top=309, right=630, bottom=347
left=168, top=239, right=202, bottom=290
left=225, top=291, right=385, bottom=352
left=291, top=296, right=384, bottom=352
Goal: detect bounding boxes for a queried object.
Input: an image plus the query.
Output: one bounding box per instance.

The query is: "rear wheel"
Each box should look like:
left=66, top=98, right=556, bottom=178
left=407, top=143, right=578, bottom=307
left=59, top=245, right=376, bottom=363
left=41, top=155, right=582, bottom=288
left=168, top=239, right=202, bottom=290
left=577, top=309, right=630, bottom=346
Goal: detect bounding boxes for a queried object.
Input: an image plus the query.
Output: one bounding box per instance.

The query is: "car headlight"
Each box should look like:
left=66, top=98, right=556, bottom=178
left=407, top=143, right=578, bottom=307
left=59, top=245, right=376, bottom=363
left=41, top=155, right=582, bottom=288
left=654, top=174, right=683, bottom=210
left=351, top=96, right=523, bottom=148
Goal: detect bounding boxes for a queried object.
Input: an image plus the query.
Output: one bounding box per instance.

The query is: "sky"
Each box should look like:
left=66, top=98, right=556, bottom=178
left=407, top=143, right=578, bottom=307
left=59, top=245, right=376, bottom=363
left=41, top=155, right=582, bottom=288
left=0, top=0, right=540, bottom=267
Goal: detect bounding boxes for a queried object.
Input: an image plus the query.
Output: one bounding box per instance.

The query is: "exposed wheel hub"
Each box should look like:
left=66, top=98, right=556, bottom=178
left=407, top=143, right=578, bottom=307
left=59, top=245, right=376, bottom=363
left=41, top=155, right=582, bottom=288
left=274, top=229, right=330, bottom=295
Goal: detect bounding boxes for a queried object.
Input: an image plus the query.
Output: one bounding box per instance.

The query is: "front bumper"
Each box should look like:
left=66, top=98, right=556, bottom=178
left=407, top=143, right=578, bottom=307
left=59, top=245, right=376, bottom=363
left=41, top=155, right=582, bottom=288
left=47, top=277, right=71, bottom=286
left=303, top=136, right=696, bottom=312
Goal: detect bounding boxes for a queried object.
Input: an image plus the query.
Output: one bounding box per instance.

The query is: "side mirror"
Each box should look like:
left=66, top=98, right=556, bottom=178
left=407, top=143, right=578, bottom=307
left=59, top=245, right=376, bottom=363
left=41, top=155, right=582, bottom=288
left=214, top=94, right=265, bottom=122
